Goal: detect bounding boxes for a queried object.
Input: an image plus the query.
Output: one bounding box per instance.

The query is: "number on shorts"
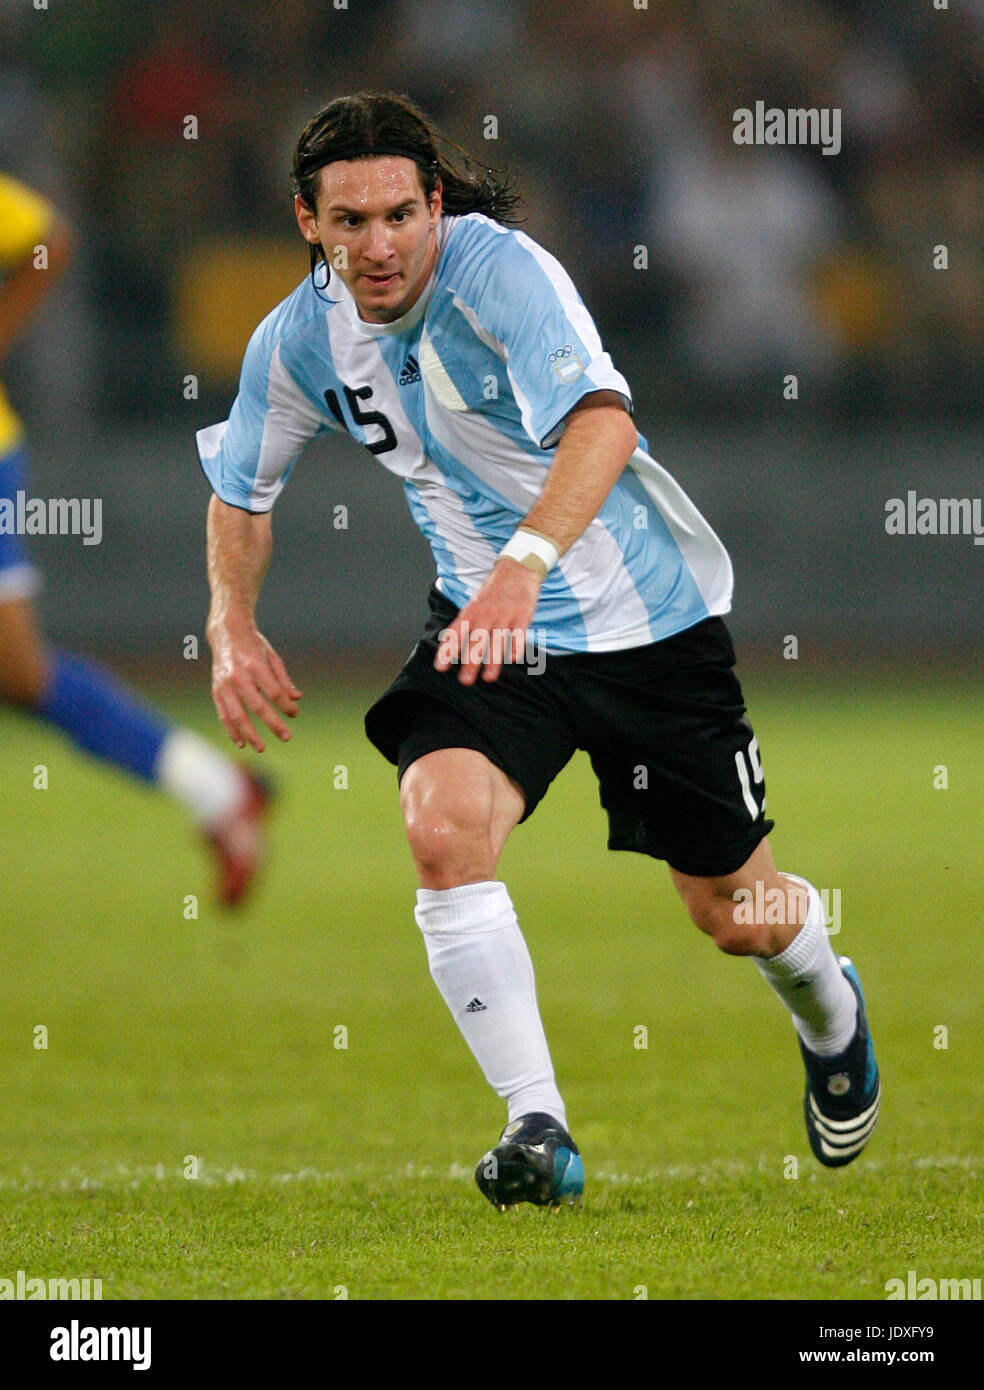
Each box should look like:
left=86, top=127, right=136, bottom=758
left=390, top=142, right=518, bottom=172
left=735, top=736, right=765, bottom=820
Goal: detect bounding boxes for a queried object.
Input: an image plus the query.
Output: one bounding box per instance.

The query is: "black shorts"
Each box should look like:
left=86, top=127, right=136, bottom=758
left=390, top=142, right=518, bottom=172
left=364, top=585, right=774, bottom=877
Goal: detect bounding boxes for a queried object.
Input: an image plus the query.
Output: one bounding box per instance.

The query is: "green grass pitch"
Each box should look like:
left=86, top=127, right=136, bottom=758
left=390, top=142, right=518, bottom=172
left=1, top=671, right=981, bottom=1300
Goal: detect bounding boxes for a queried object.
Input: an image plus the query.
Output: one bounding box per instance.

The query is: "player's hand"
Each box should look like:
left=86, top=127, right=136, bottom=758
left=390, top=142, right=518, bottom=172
left=434, top=558, right=542, bottom=686
left=207, top=616, right=302, bottom=753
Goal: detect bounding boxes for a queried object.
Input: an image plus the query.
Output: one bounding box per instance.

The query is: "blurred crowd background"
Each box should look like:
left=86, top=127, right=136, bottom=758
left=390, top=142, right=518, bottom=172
left=3, top=0, right=982, bottom=423
left=1, top=0, right=980, bottom=662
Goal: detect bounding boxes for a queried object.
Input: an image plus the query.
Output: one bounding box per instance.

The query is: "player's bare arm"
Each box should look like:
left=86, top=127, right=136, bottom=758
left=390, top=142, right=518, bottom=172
left=435, top=389, right=638, bottom=685
left=205, top=495, right=302, bottom=752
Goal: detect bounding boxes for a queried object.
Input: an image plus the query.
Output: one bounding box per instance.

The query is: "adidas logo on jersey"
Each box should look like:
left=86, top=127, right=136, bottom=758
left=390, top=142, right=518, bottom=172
left=398, top=354, right=421, bottom=385
left=465, top=997, right=487, bottom=1013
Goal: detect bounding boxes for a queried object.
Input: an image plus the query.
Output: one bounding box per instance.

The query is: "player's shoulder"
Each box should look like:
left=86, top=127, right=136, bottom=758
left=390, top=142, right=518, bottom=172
left=244, top=265, right=339, bottom=369
left=439, top=213, right=565, bottom=303
left=440, top=213, right=547, bottom=276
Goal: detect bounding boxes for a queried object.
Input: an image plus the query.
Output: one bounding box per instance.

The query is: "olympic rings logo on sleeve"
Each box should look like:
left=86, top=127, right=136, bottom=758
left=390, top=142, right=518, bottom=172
left=547, top=343, right=585, bottom=383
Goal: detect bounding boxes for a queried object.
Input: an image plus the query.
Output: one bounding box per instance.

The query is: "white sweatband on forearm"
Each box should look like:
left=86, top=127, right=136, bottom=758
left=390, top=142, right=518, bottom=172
left=497, top=527, right=561, bottom=579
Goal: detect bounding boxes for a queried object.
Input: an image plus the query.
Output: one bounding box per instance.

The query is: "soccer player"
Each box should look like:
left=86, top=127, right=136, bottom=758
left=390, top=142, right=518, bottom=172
left=201, top=93, right=880, bottom=1204
left=0, top=171, right=270, bottom=906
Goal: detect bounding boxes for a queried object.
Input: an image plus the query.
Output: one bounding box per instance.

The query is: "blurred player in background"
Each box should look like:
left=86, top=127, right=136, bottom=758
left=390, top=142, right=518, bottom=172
left=201, top=93, right=880, bottom=1204
left=0, top=171, right=269, bottom=905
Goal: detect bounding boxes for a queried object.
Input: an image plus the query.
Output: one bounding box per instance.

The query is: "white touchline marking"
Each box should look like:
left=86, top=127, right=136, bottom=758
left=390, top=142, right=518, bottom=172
left=0, top=1155, right=976, bottom=1192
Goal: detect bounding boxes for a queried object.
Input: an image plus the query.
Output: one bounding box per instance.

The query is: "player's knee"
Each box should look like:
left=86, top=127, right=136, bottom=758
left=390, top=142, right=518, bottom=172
left=404, top=804, right=470, bottom=861
left=403, top=809, right=496, bottom=885
left=401, top=782, right=495, bottom=884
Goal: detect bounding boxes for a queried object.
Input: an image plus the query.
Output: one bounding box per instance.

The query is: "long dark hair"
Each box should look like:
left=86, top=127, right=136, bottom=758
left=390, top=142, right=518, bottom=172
left=291, top=91, right=523, bottom=282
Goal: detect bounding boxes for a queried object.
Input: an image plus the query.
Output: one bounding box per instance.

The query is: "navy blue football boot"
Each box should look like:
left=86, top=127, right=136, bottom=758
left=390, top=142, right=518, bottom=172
left=475, top=1112, right=584, bottom=1210
left=799, top=957, right=880, bottom=1166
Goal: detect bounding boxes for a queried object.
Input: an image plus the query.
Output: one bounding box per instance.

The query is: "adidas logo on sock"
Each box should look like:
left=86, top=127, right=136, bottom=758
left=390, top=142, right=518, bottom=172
left=398, top=354, right=421, bottom=385
left=465, top=997, right=487, bottom=1013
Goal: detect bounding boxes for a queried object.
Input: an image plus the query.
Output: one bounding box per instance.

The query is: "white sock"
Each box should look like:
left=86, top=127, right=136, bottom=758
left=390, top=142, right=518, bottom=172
left=755, top=876, right=858, bottom=1055
left=154, top=729, right=245, bottom=827
left=415, top=881, right=567, bottom=1128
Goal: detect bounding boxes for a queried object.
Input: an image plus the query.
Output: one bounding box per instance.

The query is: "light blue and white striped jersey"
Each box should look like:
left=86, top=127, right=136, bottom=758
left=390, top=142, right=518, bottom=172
left=197, top=213, right=732, bottom=652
